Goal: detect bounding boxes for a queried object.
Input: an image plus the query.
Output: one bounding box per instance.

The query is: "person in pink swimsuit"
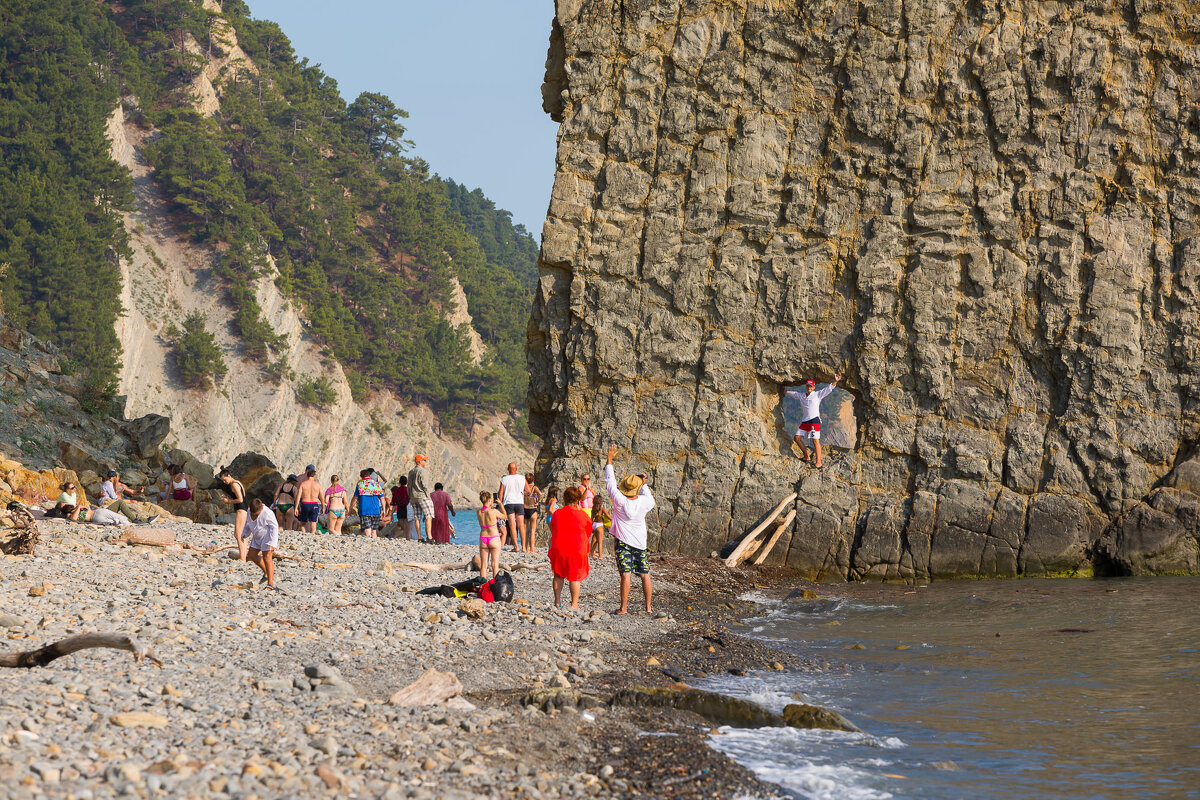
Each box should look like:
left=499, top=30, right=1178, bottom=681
left=578, top=473, right=595, bottom=519
left=476, top=491, right=503, bottom=580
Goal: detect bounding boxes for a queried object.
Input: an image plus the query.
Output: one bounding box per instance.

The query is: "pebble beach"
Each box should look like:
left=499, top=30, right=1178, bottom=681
left=0, top=519, right=790, bottom=799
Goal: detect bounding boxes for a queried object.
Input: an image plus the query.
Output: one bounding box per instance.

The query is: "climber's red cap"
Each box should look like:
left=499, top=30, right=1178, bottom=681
left=806, top=380, right=816, bottom=386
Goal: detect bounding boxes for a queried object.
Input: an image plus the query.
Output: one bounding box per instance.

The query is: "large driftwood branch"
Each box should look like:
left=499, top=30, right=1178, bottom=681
left=395, top=559, right=545, bottom=573
left=396, top=559, right=476, bottom=572
left=0, top=508, right=39, bottom=556
left=752, top=509, right=797, bottom=565
left=0, top=632, right=162, bottom=669
left=725, top=493, right=796, bottom=567
left=112, top=531, right=313, bottom=562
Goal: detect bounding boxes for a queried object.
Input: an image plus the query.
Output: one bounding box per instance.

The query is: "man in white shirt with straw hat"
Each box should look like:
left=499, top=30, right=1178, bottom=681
left=603, top=444, right=656, bottom=615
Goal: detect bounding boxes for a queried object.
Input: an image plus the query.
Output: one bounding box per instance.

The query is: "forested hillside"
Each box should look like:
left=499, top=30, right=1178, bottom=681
left=0, top=0, right=537, bottom=430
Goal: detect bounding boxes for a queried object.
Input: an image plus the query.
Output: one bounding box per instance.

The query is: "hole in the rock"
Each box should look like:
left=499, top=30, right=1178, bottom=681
left=781, top=383, right=858, bottom=450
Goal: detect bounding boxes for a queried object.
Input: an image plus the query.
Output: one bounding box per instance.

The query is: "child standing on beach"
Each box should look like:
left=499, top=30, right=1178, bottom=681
left=544, top=486, right=560, bottom=541
left=476, top=491, right=503, bottom=580
left=589, top=496, right=610, bottom=558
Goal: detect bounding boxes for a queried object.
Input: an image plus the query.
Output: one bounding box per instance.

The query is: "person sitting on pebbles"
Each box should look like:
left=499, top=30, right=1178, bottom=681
left=603, top=444, right=655, bottom=615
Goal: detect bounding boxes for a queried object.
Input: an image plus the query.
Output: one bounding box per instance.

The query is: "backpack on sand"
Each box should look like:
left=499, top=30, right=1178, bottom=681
left=488, top=571, right=514, bottom=602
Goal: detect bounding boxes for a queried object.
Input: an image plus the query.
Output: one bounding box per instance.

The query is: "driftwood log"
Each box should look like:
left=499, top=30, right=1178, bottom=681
left=724, top=493, right=796, bottom=567
left=752, top=509, right=797, bottom=565
left=112, top=531, right=314, bottom=564
left=0, top=507, right=40, bottom=556
left=394, top=558, right=544, bottom=573
left=396, top=559, right=476, bottom=572
left=0, top=632, right=162, bottom=669
left=115, top=527, right=178, bottom=547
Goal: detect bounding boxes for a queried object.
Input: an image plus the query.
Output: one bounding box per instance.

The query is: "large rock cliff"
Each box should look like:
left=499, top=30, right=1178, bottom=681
left=530, top=0, right=1200, bottom=578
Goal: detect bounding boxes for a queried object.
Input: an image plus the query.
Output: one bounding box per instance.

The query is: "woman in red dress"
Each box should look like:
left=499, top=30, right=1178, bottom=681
left=548, top=486, right=591, bottom=609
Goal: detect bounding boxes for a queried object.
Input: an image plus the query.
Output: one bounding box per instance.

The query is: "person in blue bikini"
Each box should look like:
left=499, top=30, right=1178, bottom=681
left=324, top=475, right=348, bottom=534
left=476, top=491, right=503, bottom=580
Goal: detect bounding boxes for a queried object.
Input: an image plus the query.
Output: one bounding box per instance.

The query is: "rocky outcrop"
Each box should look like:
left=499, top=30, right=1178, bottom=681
left=225, top=451, right=284, bottom=505
left=0, top=310, right=243, bottom=524
left=124, top=414, right=171, bottom=460
left=530, top=0, right=1200, bottom=578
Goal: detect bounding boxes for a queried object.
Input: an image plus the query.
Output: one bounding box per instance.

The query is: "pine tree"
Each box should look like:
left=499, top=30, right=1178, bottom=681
left=167, top=312, right=227, bottom=389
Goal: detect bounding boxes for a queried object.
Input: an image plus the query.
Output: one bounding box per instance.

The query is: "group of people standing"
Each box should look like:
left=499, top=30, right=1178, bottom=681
left=387, top=454, right=456, bottom=545
left=478, top=446, right=655, bottom=615
left=221, top=454, right=459, bottom=583
left=254, top=456, right=453, bottom=541
left=210, top=448, right=657, bottom=612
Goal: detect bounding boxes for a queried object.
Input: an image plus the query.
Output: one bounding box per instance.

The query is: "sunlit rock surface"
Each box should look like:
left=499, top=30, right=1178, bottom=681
left=529, top=0, right=1200, bottom=578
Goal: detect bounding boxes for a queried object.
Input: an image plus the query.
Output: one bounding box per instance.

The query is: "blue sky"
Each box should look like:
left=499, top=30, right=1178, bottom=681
left=245, top=0, right=558, bottom=234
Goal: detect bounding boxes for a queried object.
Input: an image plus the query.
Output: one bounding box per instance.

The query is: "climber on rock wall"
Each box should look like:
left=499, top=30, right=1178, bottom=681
left=786, top=374, right=841, bottom=468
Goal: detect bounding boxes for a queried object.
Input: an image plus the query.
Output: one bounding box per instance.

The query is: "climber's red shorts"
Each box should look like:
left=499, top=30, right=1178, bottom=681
left=795, top=420, right=821, bottom=440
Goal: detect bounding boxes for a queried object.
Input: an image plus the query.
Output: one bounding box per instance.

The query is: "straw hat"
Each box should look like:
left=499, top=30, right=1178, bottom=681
left=617, top=474, right=644, bottom=498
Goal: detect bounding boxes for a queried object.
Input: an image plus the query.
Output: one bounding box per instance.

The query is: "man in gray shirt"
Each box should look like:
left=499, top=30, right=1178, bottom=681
left=407, top=454, right=433, bottom=543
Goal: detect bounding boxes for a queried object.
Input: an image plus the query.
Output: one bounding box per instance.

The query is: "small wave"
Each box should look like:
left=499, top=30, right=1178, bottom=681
left=701, top=668, right=862, bottom=713
left=711, top=727, right=895, bottom=800
left=738, top=590, right=783, bottom=606
left=696, top=672, right=822, bottom=713
left=870, top=735, right=907, bottom=750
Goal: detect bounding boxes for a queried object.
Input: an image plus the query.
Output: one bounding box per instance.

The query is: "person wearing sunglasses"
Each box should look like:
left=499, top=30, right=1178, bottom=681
left=57, top=482, right=81, bottom=507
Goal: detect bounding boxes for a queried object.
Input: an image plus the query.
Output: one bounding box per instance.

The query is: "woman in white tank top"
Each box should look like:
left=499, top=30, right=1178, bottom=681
left=170, top=466, right=194, bottom=501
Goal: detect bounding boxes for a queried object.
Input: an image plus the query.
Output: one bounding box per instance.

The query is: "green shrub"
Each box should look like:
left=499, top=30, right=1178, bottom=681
left=167, top=312, right=227, bottom=389
left=368, top=408, right=392, bottom=436
left=296, top=375, right=336, bottom=409
left=263, top=356, right=293, bottom=384
left=345, top=368, right=369, bottom=404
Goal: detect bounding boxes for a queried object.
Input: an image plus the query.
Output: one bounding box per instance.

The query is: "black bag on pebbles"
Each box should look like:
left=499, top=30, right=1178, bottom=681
left=491, top=572, right=514, bottom=602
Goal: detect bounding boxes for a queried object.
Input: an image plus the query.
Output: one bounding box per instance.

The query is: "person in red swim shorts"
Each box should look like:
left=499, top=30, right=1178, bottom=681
left=785, top=373, right=841, bottom=468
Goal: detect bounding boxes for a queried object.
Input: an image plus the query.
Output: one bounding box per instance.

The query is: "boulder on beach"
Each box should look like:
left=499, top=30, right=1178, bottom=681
left=387, top=668, right=471, bottom=709
left=56, top=440, right=116, bottom=480
left=1, top=463, right=85, bottom=507
left=123, top=414, right=170, bottom=459
left=226, top=452, right=282, bottom=505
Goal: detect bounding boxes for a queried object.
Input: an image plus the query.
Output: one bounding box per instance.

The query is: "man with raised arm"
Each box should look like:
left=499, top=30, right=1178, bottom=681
left=786, top=373, right=842, bottom=468
left=603, top=444, right=655, bottom=615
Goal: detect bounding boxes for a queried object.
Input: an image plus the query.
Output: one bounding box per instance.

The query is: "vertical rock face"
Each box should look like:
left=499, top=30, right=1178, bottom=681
left=530, top=0, right=1200, bottom=578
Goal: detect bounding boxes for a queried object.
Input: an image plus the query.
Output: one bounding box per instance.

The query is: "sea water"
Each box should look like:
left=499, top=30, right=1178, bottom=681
left=388, top=507, right=548, bottom=547
left=699, top=577, right=1200, bottom=799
